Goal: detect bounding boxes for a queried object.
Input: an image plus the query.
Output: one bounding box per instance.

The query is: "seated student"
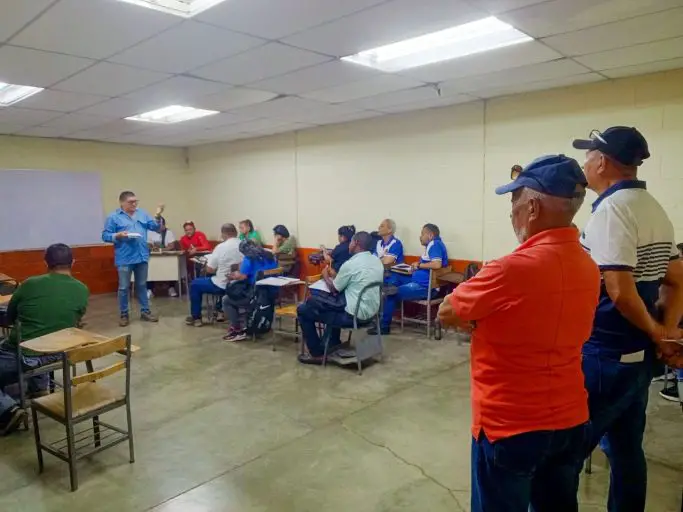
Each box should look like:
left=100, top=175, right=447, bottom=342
left=238, top=219, right=263, bottom=246
left=324, top=225, right=356, bottom=277
left=0, top=244, right=88, bottom=436
left=222, top=240, right=278, bottom=342
left=372, top=223, right=448, bottom=335
left=374, top=218, right=404, bottom=266
left=179, top=221, right=211, bottom=255
left=185, top=223, right=242, bottom=327
left=147, top=216, right=179, bottom=298
left=297, top=231, right=384, bottom=365
left=272, top=224, right=297, bottom=274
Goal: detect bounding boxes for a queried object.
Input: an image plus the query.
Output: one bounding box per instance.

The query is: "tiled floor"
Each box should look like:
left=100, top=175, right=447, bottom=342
left=0, top=295, right=681, bottom=511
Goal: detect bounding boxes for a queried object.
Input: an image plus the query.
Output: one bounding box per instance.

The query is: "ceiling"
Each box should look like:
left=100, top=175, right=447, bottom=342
left=1, top=0, right=683, bottom=147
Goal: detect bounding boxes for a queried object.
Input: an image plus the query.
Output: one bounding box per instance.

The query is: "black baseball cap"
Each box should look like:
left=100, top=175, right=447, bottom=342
left=495, top=154, right=586, bottom=199
left=572, top=126, right=650, bottom=166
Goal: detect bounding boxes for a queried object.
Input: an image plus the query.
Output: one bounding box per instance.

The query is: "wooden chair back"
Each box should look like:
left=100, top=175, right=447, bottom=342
left=263, top=267, right=284, bottom=277
left=66, top=335, right=131, bottom=387
left=430, top=266, right=452, bottom=289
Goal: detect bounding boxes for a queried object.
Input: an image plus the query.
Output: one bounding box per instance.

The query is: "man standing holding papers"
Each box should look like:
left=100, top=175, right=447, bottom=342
left=102, top=190, right=165, bottom=327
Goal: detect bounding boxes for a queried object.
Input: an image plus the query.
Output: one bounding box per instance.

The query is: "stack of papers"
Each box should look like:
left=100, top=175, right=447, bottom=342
left=127, top=232, right=142, bottom=238
left=391, top=263, right=412, bottom=272
left=309, top=280, right=331, bottom=293
left=256, top=276, right=303, bottom=287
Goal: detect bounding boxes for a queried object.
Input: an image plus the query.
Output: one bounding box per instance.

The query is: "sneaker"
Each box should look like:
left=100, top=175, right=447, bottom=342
left=0, top=406, right=26, bottom=436
left=367, top=326, right=391, bottom=336
left=147, top=289, right=153, bottom=300
left=652, top=370, right=676, bottom=382
left=297, top=353, right=324, bottom=366
left=119, top=315, right=130, bottom=327
left=168, top=287, right=178, bottom=298
left=659, top=384, right=680, bottom=402
left=215, top=312, right=225, bottom=322
left=223, top=329, right=247, bottom=342
left=185, top=316, right=202, bottom=327
left=140, top=311, right=159, bottom=322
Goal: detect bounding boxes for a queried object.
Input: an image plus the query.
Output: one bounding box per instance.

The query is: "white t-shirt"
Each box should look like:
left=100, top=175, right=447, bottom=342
left=147, top=229, right=176, bottom=247
left=206, top=237, right=243, bottom=289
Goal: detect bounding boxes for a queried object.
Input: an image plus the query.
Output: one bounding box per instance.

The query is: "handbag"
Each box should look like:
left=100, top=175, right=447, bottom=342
left=307, top=290, right=347, bottom=313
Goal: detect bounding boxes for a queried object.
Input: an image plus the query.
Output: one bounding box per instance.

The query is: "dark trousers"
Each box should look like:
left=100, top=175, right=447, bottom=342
left=471, top=424, right=587, bottom=512
left=222, top=293, right=251, bottom=330
left=581, top=351, right=652, bottom=512
left=189, top=277, right=224, bottom=319
left=297, top=301, right=356, bottom=357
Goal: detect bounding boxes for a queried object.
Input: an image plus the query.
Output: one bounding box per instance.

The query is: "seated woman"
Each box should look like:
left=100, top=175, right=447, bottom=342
left=324, top=225, right=355, bottom=277
left=222, top=240, right=278, bottom=342
left=146, top=216, right=179, bottom=298
left=238, top=219, right=263, bottom=246
left=272, top=224, right=297, bottom=275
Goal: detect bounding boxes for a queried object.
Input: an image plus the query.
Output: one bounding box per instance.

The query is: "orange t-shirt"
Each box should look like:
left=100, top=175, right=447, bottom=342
left=451, top=227, right=600, bottom=442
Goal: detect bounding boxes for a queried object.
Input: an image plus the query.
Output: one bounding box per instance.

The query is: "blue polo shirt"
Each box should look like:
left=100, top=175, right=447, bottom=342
left=413, top=237, right=448, bottom=288
left=374, top=236, right=404, bottom=264
left=102, top=208, right=160, bottom=266
left=240, top=256, right=278, bottom=284
left=581, top=180, right=678, bottom=355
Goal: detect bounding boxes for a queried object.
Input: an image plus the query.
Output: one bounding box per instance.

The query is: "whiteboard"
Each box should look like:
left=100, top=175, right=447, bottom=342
left=0, top=169, right=104, bottom=251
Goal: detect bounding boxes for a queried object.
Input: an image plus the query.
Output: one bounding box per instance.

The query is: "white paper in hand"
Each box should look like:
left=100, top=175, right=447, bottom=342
left=127, top=232, right=142, bottom=238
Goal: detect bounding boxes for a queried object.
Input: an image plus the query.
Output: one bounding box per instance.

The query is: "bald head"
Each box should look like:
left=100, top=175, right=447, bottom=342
left=221, top=223, right=237, bottom=239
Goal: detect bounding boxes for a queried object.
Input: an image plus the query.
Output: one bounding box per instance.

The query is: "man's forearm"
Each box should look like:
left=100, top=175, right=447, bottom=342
left=662, top=283, right=683, bottom=331
left=612, top=293, right=658, bottom=339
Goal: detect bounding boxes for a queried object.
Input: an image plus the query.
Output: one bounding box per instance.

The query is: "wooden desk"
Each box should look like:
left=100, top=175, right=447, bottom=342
left=20, top=327, right=141, bottom=355
left=0, top=294, right=11, bottom=306
left=132, top=251, right=188, bottom=298
left=0, top=273, right=16, bottom=285
left=437, top=272, right=465, bottom=285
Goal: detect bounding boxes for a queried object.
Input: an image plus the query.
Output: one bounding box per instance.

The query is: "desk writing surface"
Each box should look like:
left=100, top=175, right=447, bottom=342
left=0, top=295, right=11, bottom=306
left=21, top=327, right=110, bottom=354
left=438, top=272, right=465, bottom=285
left=0, top=273, right=16, bottom=285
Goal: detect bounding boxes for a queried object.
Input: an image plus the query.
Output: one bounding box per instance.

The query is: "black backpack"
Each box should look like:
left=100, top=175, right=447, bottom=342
left=246, top=286, right=277, bottom=336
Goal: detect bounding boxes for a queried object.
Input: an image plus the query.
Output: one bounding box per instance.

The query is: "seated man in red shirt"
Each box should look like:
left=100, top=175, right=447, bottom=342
left=439, top=155, right=600, bottom=512
left=179, top=221, right=211, bottom=255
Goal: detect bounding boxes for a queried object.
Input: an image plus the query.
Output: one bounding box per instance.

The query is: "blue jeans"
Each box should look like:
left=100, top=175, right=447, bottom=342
left=0, top=348, right=61, bottom=415
left=189, top=277, right=224, bottom=319
left=117, top=262, right=150, bottom=316
left=581, top=350, right=652, bottom=512
left=472, top=425, right=586, bottom=512
left=381, top=273, right=429, bottom=328
left=297, top=301, right=356, bottom=357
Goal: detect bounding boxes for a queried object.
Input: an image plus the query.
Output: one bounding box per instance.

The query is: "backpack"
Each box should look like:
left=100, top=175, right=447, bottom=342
left=245, top=286, right=277, bottom=336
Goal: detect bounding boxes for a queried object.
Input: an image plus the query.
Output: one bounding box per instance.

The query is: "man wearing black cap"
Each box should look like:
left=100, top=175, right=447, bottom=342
left=573, top=127, right=683, bottom=511
left=439, top=155, right=600, bottom=511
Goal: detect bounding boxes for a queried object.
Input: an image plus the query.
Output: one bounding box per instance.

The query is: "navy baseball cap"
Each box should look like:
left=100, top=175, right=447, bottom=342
left=572, top=126, right=650, bottom=166
left=495, top=154, right=587, bottom=198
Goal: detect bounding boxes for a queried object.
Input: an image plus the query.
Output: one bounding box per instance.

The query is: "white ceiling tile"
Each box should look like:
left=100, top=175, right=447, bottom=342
left=468, top=0, right=552, bottom=14
left=61, top=120, right=148, bottom=140
left=399, top=41, right=562, bottom=82
left=249, top=61, right=381, bottom=95
left=0, top=0, right=54, bottom=43
left=476, top=73, right=604, bottom=99
left=600, top=57, right=683, bottom=78
left=0, top=107, right=62, bottom=126
left=191, top=43, right=331, bottom=86
left=15, top=126, right=79, bottom=138
left=0, top=122, right=33, bottom=134
left=16, top=89, right=110, bottom=113
left=345, top=85, right=445, bottom=110
left=11, top=0, right=181, bottom=59
left=541, top=7, right=683, bottom=56
left=76, top=97, right=159, bottom=118
left=228, top=118, right=296, bottom=133
left=231, top=96, right=363, bottom=123
left=195, top=0, right=385, bottom=39
left=191, top=88, right=279, bottom=112
left=309, top=109, right=383, bottom=125
left=379, top=94, right=477, bottom=114
left=0, top=46, right=94, bottom=88
left=440, top=59, right=591, bottom=95
left=282, top=0, right=487, bottom=57
left=301, top=75, right=426, bottom=103
left=124, top=76, right=232, bottom=105
left=40, top=113, right=115, bottom=131
left=54, top=62, right=169, bottom=97
left=499, top=0, right=683, bottom=38
left=108, top=20, right=266, bottom=74
left=575, top=37, right=683, bottom=71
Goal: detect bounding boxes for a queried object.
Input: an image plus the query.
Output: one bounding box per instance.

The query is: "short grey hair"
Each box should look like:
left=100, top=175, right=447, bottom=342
left=384, top=218, right=396, bottom=234
left=523, top=187, right=586, bottom=218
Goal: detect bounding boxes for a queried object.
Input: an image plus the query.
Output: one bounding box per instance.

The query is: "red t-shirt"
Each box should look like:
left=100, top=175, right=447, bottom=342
left=451, top=227, right=600, bottom=442
left=179, top=231, right=211, bottom=252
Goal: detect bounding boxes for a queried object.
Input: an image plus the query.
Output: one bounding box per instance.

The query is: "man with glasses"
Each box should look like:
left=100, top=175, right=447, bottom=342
left=102, top=190, right=164, bottom=327
left=573, top=126, right=683, bottom=511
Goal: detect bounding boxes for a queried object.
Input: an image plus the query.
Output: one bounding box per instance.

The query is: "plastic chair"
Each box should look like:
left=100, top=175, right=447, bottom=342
left=399, top=267, right=451, bottom=339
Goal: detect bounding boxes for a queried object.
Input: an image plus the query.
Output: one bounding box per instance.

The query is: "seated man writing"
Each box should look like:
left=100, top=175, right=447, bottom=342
left=186, top=223, right=242, bottom=327
left=297, top=231, right=384, bottom=365
left=371, top=223, right=448, bottom=335
left=374, top=218, right=404, bottom=267
left=0, top=243, right=89, bottom=436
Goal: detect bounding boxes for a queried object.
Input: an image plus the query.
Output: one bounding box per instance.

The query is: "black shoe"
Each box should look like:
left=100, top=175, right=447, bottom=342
left=0, top=406, right=26, bottom=436
left=367, top=326, right=390, bottom=335
left=659, top=384, right=680, bottom=402
left=298, top=353, right=324, bottom=366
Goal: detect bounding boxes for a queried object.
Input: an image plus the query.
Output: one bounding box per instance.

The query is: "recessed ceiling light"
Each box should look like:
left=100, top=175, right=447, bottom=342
left=0, top=83, right=44, bottom=106
left=117, top=0, right=230, bottom=18
left=341, top=17, right=533, bottom=72
left=126, top=105, right=219, bottom=124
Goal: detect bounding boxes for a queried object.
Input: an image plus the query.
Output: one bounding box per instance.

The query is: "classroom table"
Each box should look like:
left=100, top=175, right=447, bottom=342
left=437, top=272, right=465, bottom=285
left=132, top=251, right=189, bottom=299
left=20, top=327, right=140, bottom=355
left=0, top=273, right=16, bottom=285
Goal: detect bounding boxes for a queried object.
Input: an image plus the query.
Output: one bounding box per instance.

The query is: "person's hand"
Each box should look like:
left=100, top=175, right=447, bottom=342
left=188, top=246, right=197, bottom=256
left=411, top=261, right=421, bottom=270
left=155, top=203, right=165, bottom=216
left=115, top=231, right=129, bottom=240
left=655, top=340, right=683, bottom=369
left=323, top=251, right=331, bottom=263
left=322, top=266, right=330, bottom=279
left=437, top=297, right=460, bottom=328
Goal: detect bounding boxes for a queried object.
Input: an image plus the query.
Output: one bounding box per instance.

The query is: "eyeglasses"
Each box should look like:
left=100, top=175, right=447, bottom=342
left=510, top=167, right=549, bottom=194
left=589, top=129, right=607, bottom=144
left=510, top=165, right=523, bottom=180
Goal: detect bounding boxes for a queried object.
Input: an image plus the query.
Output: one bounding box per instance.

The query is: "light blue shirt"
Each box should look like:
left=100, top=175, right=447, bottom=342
left=333, top=251, right=384, bottom=320
left=102, top=208, right=160, bottom=266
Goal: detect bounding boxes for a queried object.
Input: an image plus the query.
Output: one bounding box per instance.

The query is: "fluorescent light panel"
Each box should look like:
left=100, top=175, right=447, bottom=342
left=341, top=17, right=533, bottom=72
left=0, top=83, right=43, bottom=106
left=126, top=105, right=219, bottom=124
left=117, top=0, right=229, bottom=18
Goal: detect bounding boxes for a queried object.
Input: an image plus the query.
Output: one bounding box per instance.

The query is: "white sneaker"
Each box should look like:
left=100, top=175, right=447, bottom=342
left=168, top=287, right=178, bottom=298
left=147, top=289, right=153, bottom=300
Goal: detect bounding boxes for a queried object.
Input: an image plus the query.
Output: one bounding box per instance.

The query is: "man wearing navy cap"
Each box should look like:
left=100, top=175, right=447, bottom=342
left=573, top=127, right=683, bottom=511
left=439, top=155, right=600, bottom=511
